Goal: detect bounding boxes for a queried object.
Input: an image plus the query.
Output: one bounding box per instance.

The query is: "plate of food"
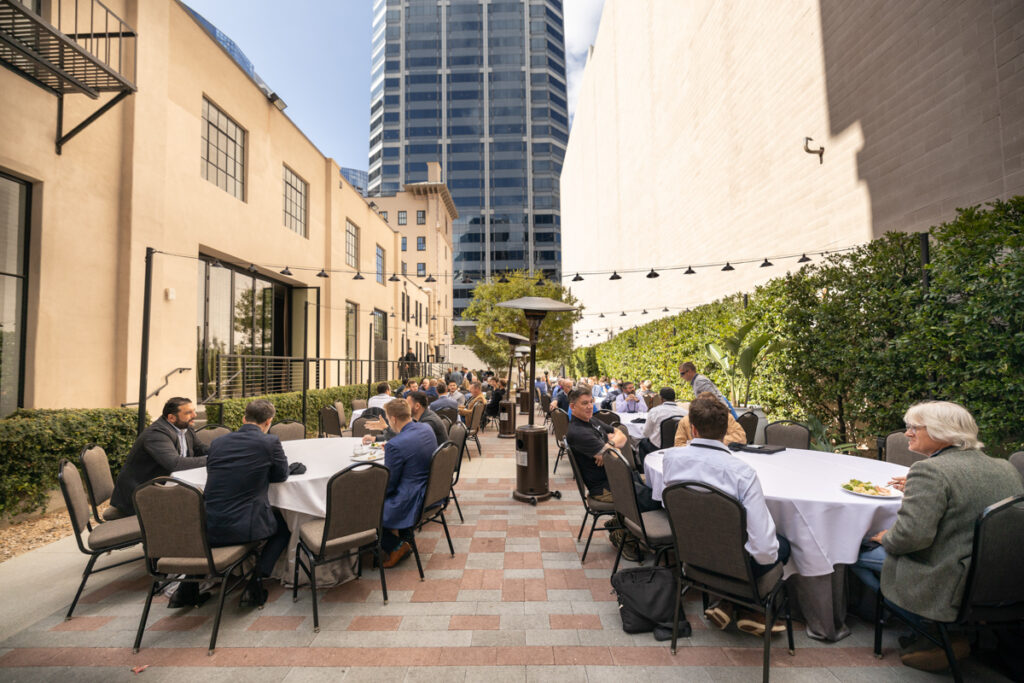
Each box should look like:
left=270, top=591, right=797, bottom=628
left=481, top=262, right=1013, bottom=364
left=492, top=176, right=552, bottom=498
left=352, top=451, right=384, bottom=463
left=841, top=479, right=902, bottom=498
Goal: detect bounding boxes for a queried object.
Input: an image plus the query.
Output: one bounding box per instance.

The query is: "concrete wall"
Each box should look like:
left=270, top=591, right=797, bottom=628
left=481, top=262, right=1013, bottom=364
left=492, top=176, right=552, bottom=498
left=561, top=0, right=1024, bottom=341
left=0, top=0, right=455, bottom=416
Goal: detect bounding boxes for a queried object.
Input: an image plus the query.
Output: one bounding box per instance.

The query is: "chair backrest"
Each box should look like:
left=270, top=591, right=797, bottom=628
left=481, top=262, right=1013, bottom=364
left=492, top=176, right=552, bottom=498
left=883, top=430, right=925, bottom=467
left=736, top=412, right=758, bottom=444
left=959, top=494, right=1024, bottom=623
left=550, top=408, right=569, bottom=444
left=351, top=416, right=380, bottom=438
left=467, top=401, right=485, bottom=436
left=439, top=415, right=452, bottom=432
left=58, top=460, right=93, bottom=544
left=539, top=393, right=551, bottom=413
left=421, top=442, right=460, bottom=519
left=594, top=410, right=620, bottom=427
left=435, top=406, right=458, bottom=425
left=352, top=398, right=368, bottom=411
left=270, top=420, right=306, bottom=442
left=646, top=394, right=662, bottom=409
left=133, top=477, right=213, bottom=575
left=79, top=444, right=115, bottom=517
left=195, top=424, right=231, bottom=447
left=333, top=401, right=347, bottom=426
left=603, top=449, right=645, bottom=535
left=448, top=422, right=469, bottom=481
left=1009, top=452, right=1024, bottom=483
left=764, top=420, right=810, bottom=450
left=660, top=416, right=683, bottom=449
left=614, top=425, right=639, bottom=471
left=319, top=405, right=343, bottom=437
left=662, top=481, right=767, bottom=602
left=563, top=442, right=593, bottom=506
left=319, top=462, right=390, bottom=558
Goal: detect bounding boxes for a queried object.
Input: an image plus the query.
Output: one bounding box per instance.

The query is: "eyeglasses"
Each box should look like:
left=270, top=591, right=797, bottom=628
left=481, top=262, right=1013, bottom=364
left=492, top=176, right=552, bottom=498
left=905, top=423, right=925, bottom=433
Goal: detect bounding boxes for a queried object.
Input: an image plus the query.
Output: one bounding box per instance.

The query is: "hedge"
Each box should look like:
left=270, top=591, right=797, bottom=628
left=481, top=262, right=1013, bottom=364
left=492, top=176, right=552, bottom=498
left=212, top=379, right=410, bottom=436
left=572, top=198, right=1024, bottom=456
left=0, top=408, right=141, bottom=518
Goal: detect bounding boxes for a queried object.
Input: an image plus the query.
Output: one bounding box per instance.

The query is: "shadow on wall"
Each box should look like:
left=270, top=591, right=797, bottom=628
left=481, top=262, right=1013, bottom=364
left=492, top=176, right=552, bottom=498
left=819, top=0, right=1024, bottom=238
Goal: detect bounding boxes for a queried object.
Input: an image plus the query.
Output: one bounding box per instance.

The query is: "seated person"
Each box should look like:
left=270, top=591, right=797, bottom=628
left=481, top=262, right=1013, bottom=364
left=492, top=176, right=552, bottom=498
left=367, top=382, right=395, bottom=410
left=485, top=378, right=506, bottom=418
left=401, top=379, right=419, bottom=398
left=661, top=395, right=789, bottom=636
left=420, top=378, right=439, bottom=400
left=204, top=399, right=289, bottom=607
left=447, top=381, right=466, bottom=408
left=111, top=397, right=207, bottom=516
left=458, top=381, right=486, bottom=418
left=431, top=383, right=459, bottom=412
left=639, top=380, right=656, bottom=406
left=565, top=386, right=659, bottom=561
left=638, top=387, right=688, bottom=458
left=674, top=392, right=747, bottom=446
left=614, top=381, right=648, bottom=414
left=407, top=391, right=447, bottom=446
left=377, top=398, right=437, bottom=567
left=549, top=379, right=571, bottom=414
left=851, top=401, right=1024, bottom=672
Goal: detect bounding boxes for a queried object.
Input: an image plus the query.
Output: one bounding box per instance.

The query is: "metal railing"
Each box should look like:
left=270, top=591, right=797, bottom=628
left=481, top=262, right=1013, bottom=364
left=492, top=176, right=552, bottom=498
left=53, top=0, right=137, bottom=87
left=202, top=354, right=458, bottom=401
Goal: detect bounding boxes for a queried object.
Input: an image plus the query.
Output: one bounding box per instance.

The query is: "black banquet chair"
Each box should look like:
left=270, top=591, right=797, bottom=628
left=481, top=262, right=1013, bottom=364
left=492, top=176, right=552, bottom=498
left=663, top=481, right=794, bottom=683
left=195, top=424, right=231, bottom=448
left=318, top=405, right=344, bottom=438
left=873, top=494, right=1024, bottom=683
left=604, top=449, right=673, bottom=575
left=565, top=443, right=618, bottom=563
left=660, top=416, right=683, bottom=452
left=736, top=412, right=759, bottom=445
left=763, top=420, right=810, bottom=451
left=79, top=444, right=131, bottom=523
left=269, top=420, right=306, bottom=442
left=878, top=429, right=926, bottom=467
left=408, top=442, right=461, bottom=579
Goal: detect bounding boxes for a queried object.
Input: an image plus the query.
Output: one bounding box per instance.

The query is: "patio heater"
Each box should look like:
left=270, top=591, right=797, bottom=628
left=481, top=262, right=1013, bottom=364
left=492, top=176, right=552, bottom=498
left=495, top=332, right=529, bottom=439
left=496, top=296, right=576, bottom=505
left=515, top=345, right=531, bottom=414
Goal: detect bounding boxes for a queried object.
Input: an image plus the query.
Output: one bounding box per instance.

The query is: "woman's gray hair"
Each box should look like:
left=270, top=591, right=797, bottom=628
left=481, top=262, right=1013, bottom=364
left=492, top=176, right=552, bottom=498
left=904, top=401, right=983, bottom=450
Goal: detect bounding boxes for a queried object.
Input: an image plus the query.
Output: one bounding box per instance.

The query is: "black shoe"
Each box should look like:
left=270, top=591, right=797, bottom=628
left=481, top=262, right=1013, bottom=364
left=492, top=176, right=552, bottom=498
left=168, top=583, right=211, bottom=608
left=240, top=576, right=269, bottom=609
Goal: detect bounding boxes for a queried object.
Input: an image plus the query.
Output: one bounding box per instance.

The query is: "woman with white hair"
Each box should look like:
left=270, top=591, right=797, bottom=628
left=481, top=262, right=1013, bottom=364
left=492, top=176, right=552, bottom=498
left=852, top=401, right=1023, bottom=671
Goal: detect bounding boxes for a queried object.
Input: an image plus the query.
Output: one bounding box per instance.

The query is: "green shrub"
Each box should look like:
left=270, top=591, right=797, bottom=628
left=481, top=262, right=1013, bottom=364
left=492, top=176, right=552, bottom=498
left=212, top=379, right=409, bottom=436
left=0, top=408, right=141, bottom=518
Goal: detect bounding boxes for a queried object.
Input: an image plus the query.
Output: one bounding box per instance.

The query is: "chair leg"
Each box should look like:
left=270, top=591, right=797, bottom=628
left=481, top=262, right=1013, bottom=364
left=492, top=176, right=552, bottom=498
left=784, top=590, right=795, bottom=655
left=611, top=534, right=625, bottom=576
left=762, top=602, right=774, bottom=683
left=375, top=542, right=388, bottom=605
left=581, top=514, right=600, bottom=563
left=440, top=511, right=455, bottom=556
left=310, top=556, right=320, bottom=633
left=292, top=544, right=302, bottom=603
left=473, top=435, right=482, bottom=457
left=66, top=554, right=99, bottom=620
left=577, top=513, right=588, bottom=541
left=553, top=447, right=562, bottom=473
left=937, top=623, right=963, bottom=683
left=409, top=535, right=425, bottom=580
left=451, top=487, right=464, bottom=523
left=873, top=588, right=885, bottom=658
left=132, top=580, right=158, bottom=654
left=208, top=578, right=230, bottom=655
left=671, top=574, right=683, bottom=655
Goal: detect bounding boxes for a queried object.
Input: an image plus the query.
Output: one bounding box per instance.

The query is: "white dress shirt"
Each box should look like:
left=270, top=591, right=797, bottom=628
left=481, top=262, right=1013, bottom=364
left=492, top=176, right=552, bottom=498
left=642, top=401, right=688, bottom=447
left=367, top=393, right=394, bottom=410
left=614, top=392, right=648, bottom=414
left=660, top=438, right=779, bottom=564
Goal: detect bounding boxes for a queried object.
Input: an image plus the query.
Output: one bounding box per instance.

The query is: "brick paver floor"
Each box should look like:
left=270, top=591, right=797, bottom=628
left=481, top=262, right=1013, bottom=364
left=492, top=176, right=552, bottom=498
left=0, top=420, right=1010, bottom=681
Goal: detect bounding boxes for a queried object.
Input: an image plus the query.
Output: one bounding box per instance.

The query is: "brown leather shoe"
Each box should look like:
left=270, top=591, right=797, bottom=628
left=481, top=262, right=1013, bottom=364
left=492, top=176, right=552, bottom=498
left=900, top=634, right=969, bottom=672
left=382, top=542, right=411, bottom=568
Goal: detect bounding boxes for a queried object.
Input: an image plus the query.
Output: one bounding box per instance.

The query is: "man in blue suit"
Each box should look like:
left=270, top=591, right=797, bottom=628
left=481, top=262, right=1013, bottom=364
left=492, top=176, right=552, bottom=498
left=205, top=399, right=290, bottom=606
left=379, top=397, right=437, bottom=567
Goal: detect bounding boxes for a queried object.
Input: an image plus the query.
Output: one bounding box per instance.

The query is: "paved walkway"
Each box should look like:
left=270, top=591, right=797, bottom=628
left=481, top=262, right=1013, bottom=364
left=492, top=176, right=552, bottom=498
left=0, top=420, right=1008, bottom=681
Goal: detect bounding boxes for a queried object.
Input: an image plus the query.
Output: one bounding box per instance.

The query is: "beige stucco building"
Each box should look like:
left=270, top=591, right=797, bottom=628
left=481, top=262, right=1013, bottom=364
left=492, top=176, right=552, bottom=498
left=0, top=0, right=454, bottom=418
left=561, top=0, right=1024, bottom=343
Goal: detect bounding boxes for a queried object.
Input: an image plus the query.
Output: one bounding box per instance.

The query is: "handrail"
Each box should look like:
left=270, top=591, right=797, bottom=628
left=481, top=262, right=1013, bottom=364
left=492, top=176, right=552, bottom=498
left=121, top=367, right=189, bottom=407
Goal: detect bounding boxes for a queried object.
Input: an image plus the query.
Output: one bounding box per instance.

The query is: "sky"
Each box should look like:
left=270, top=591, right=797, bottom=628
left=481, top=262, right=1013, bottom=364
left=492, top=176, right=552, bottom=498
left=182, top=0, right=605, bottom=171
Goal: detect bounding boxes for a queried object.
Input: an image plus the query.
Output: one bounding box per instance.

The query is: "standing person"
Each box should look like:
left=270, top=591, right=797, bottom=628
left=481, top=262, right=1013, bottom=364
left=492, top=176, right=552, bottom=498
left=449, top=367, right=464, bottom=388
left=464, top=367, right=473, bottom=384
left=614, top=381, right=648, bottom=414
left=637, top=387, right=688, bottom=459
left=400, top=346, right=418, bottom=380
left=110, top=397, right=207, bottom=516
left=658, top=395, right=788, bottom=635
left=367, top=382, right=394, bottom=410
left=378, top=398, right=435, bottom=567
left=679, top=362, right=737, bottom=418
left=850, top=401, right=1024, bottom=672
left=204, top=399, right=290, bottom=607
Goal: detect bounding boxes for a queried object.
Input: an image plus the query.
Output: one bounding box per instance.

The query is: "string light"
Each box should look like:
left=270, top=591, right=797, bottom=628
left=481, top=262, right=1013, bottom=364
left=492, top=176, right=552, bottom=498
left=280, top=266, right=293, bottom=276
left=316, top=269, right=329, bottom=278
left=609, top=271, right=621, bottom=280
left=721, top=262, right=734, bottom=271
left=646, top=269, right=659, bottom=279
left=572, top=273, right=583, bottom=282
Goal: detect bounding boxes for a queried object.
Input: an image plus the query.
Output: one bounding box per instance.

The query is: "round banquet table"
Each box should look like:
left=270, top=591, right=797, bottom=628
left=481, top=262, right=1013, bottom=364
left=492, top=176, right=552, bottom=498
left=175, top=437, right=375, bottom=587
left=643, top=446, right=908, bottom=641
left=614, top=412, right=649, bottom=440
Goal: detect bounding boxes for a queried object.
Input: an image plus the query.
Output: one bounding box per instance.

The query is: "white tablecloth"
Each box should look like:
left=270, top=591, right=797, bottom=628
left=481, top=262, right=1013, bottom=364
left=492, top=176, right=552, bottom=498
left=175, top=437, right=371, bottom=586
left=349, top=408, right=365, bottom=428
left=643, top=447, right=908, bottom=578
left=614, top=412, right=649, bottom=440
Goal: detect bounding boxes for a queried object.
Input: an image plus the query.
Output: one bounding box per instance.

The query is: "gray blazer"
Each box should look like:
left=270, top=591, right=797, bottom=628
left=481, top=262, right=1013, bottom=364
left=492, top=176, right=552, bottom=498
left=881, top=448, right=1024, bottom=621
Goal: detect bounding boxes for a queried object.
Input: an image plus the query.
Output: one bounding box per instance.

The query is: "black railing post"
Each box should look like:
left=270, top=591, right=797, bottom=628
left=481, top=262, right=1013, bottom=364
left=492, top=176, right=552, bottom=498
left=919, top=231, right=930, bottom=292
left=302, top=302, right=309, bottom=428
left=136, top=246, right=155, bottom=435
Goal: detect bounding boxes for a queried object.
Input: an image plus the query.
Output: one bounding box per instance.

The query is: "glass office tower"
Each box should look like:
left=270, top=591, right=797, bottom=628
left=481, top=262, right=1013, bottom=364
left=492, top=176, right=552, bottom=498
left=368, top=0, right=567, bottom=317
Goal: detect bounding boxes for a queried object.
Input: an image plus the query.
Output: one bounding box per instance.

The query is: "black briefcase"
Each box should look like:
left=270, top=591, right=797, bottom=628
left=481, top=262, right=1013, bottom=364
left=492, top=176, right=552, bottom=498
left=610, top=566, right=690, bottom=639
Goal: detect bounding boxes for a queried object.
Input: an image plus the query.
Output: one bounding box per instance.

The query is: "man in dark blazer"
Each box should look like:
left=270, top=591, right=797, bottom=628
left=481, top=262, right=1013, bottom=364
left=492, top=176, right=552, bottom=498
left=110, top=397, right=207, bottom=515
left=408, top=391, right=448, bottom=447
left=379, top=398, right=435, bottom=567
left=204, top=399, right=290, bottom=606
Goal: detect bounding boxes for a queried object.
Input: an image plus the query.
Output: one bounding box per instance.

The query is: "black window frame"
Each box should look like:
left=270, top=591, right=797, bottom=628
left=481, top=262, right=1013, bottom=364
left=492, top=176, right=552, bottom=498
left=0, top=171, right=31, bottom=416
